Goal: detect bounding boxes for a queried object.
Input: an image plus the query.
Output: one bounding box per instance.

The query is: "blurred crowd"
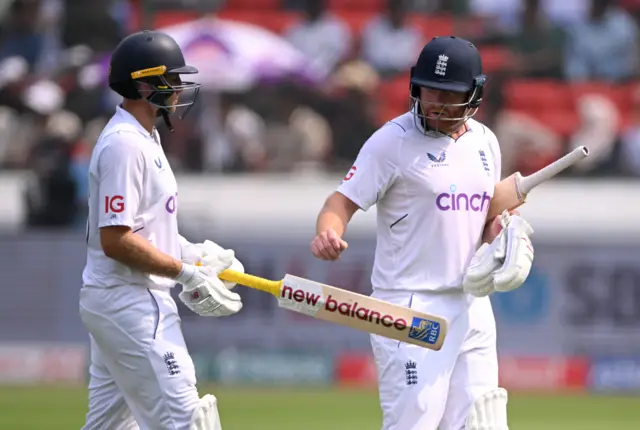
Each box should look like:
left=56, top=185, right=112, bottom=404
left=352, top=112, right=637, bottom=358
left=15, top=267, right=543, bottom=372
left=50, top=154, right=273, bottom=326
left=1, top=0, right=640, bottom=227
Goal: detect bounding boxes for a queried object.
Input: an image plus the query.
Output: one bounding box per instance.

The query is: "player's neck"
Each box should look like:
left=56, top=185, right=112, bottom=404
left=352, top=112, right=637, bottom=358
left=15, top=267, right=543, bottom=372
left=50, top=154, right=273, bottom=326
left=449, top=123, right=468, bottom=140
left=121, top=100, right=156, bottom=134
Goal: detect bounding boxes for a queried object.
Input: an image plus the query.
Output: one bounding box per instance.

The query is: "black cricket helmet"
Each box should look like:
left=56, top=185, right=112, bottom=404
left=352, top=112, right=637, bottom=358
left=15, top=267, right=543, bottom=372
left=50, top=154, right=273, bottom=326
left=410, top=36, right=486, bottom=137
left=108, top=30, right=201, bottom=131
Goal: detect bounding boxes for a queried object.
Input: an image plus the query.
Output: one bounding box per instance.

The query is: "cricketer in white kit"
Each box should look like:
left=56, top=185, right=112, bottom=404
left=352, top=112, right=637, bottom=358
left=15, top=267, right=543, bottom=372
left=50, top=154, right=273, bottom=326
left=80, top=30, right=244, bottom=430
left=311, top=36, right=534, bottom=430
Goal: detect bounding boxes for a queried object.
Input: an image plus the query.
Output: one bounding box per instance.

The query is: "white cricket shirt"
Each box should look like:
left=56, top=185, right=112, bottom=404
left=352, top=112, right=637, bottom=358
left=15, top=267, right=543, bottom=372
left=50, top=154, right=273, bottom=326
left=82, top=106, right=180, bottom=290
left=337, top=112, right=501, bottom=292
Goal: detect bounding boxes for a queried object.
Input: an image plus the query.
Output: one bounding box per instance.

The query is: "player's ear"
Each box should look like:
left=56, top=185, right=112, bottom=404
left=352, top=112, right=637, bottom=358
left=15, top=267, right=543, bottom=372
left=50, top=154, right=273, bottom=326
left=469, top=75, right=486, bottom=108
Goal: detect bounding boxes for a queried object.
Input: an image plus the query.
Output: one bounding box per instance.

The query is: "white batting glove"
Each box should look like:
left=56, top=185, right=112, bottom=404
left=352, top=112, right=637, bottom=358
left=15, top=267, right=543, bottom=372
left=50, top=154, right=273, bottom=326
left=180, top=239, right=245, bottom=290
left=180, top=240, right=205, bottom=265
left=492, top=213, right=534, bottom=292
left=462, top=241, right=503, bottom=297
left=176, top=251, right=243, bottom=317
left=200, top=240, right=244, bottom=290
left=463, top=211, right=534, bottom=297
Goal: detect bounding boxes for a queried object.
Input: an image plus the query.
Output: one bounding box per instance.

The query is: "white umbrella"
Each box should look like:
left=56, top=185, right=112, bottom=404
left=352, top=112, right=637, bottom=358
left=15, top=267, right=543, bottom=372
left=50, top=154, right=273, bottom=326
left=158, top=15, right=323, bottom=91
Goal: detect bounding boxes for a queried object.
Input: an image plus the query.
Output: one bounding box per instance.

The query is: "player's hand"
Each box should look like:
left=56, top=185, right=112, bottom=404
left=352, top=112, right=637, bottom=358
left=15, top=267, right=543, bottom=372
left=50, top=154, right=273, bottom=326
left=310, top=229, right=348, bottom=261
left=200, top=240, right=244, bottom=290
left=483, top=209, right=520, bottom=243
left=492, top=212, right=534, bottom=293
left=463, top=241, right=504, bottom=297
left=181, top=240, right=245, bottom=290
left=177, top=251, right=243, bottom=317
left=463, top=210, right=533, bottom=297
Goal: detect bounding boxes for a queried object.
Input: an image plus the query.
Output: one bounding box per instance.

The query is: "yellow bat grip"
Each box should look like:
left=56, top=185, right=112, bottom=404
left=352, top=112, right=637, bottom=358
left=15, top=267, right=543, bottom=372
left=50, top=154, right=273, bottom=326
left=218, top=269, right=283, bottom=297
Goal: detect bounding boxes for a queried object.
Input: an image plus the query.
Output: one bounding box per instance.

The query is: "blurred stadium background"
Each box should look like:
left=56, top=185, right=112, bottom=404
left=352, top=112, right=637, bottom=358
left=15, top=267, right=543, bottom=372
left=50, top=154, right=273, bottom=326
left=1, top=0, right=640, bottom=428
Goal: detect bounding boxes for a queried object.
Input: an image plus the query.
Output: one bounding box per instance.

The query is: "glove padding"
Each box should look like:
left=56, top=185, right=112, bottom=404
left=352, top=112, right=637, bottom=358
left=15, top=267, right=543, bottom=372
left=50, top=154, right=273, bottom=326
left=177, top=251, right=243, bottom=317
left=181, top=240, right=245, bottom=290
left=462, top=242, right=500, bottom=297
left=463, top=211, right=534, bottom=297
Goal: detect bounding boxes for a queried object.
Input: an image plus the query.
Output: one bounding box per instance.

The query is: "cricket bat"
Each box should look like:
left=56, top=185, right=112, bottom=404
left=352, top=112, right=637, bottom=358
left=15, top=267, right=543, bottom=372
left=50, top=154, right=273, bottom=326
left=218, top=270, right=448, bottom=350
left=487, top=146, right=589, bottom=220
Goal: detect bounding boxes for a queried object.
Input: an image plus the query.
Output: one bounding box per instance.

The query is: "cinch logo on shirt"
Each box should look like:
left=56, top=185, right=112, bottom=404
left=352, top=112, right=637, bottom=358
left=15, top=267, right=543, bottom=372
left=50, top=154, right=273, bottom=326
left=435, top=184, right=491, bottom=212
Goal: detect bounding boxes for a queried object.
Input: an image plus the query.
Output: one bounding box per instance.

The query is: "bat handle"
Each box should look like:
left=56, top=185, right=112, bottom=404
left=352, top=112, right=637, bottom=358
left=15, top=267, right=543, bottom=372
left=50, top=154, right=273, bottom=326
left=519, top=146, right=589, bottom=195
left=218, top=269, right=282, bottom=297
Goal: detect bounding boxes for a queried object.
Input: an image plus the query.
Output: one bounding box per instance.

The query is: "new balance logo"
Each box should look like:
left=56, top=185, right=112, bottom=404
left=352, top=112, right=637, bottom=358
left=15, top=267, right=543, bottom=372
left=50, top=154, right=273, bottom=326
left=434, top=54, right=448, bottom=76
left=163, top=352, right=180, bottom=376
left=405, top=360, right=418, bottom=385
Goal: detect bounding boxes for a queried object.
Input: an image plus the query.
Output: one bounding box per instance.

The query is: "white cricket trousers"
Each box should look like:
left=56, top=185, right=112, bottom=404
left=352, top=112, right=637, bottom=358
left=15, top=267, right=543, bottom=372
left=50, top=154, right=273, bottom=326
left=79, top=285, right=200, bottom=430
left=371, top=289, right=498, bottom=430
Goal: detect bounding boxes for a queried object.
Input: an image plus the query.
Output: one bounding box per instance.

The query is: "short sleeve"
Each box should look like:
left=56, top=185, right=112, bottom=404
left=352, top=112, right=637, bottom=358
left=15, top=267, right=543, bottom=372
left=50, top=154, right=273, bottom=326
left=97, top=133, right=146, bottom=229
left=337, top=124, right=400, bottom=211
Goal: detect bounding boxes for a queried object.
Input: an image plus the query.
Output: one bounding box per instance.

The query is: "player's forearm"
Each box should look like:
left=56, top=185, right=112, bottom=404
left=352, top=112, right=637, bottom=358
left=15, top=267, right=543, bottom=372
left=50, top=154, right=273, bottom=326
left=102, top=230, right=183, bottom=279
left=316, top=193, right=356, bottom=237
left=317, top=209, right=348, bottom=237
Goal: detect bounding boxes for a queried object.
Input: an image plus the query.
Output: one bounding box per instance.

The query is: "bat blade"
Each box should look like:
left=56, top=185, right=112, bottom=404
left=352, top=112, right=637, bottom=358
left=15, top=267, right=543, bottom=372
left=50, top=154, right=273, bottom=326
left=218, top=270, right=448, bottom=350
left=487, top=146, right=589, bottom=220
left=278, top=275, right=448, bottom=350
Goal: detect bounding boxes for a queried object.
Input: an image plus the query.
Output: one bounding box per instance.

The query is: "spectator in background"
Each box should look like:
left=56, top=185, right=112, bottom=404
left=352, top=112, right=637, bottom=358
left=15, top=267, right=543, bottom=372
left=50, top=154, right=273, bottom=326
left=321, top=61, right=380, bottom=169
left=284, top=0, right=351, bottom=79
left=0, top=55, right=28, bottom=166
left=61, top=0, right=123, bottom=54
left=259, top=83, right=331, bottom=172
left=23, top=110, right=82, bottom=228
left=493, top=110, right=563, bottom=176
left=214, top=91, right=267, bottom=172
left=467, top=0, right=589, bottom=31
left=508, top=0, right=565, bottom=78
left=361, top=0, right=422, bottom=78
left=0, top=0, right=44, bottom=71
left=2, top=78, right=65, bottom=168
left=24, top=140, right=77, bottom=227
left=467, top=0, right=520, bottom=34
left=564, top=0, right=639, bottom=82
left=568, top=93, right=623, bottom=176
left=55, top=45, right=108, bottom=123
left=619, top=86, right=640, bottom=175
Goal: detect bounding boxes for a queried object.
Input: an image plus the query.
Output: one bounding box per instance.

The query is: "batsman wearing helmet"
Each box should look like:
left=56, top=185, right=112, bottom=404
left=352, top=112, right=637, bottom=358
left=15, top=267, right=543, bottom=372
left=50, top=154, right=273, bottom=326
left=80, top=30, right=244, bottom=430
left=311, top=36, right=535, bottom=429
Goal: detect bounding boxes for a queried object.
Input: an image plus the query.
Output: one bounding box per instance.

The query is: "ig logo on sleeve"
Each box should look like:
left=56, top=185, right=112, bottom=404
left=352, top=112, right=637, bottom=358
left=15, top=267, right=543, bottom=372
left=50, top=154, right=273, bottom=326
left=342, top=165, right=357, bottom=183
left=105, top=195, right=124, bottom=213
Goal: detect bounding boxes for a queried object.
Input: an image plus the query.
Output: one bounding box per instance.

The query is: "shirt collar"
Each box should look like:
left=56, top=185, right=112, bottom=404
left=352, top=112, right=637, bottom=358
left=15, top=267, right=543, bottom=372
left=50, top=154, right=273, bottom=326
left=115, top=105, right=157, bottom=139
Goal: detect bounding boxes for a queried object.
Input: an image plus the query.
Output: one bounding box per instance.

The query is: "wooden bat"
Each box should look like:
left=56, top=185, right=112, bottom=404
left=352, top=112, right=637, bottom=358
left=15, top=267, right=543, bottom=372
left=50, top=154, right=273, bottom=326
left=218, top=270, right=448, bottom=350
left=487, top=146, right=589, bottom=220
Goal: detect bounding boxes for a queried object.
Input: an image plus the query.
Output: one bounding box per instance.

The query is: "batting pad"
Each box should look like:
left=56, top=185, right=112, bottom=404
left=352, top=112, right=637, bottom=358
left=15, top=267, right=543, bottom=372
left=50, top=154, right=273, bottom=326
left=189, top=394, right=222, bottom=430
left=465, top=387, right=508, bottom=430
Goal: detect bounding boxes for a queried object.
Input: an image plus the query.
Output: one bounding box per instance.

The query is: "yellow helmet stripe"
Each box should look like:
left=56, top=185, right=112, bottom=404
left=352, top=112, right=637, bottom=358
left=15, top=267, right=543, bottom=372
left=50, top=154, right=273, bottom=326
left=130, top=65, right=167, bottom=79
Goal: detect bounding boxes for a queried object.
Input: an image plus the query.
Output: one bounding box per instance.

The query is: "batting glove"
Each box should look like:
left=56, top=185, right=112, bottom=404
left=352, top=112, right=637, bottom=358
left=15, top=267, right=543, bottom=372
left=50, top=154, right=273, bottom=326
left=463, top=211, right=534, bottom=297
left=176, top=251, right=243, bottom=317
left=180, top=239, right=245, bottom=290
left=492, top=212, right=534, bottom=292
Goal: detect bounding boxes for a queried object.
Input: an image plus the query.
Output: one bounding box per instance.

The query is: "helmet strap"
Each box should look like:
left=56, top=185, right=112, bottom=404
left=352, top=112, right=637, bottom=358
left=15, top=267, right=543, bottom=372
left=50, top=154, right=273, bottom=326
left=160, top=108, right=174, bottom=132
left=142, top=85, right=175, bottom=133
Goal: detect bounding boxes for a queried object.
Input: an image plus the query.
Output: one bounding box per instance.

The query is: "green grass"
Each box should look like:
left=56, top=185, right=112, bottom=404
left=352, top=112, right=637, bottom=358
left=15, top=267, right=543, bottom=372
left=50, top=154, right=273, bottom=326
left=0, top=385, right=638, bottom=429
